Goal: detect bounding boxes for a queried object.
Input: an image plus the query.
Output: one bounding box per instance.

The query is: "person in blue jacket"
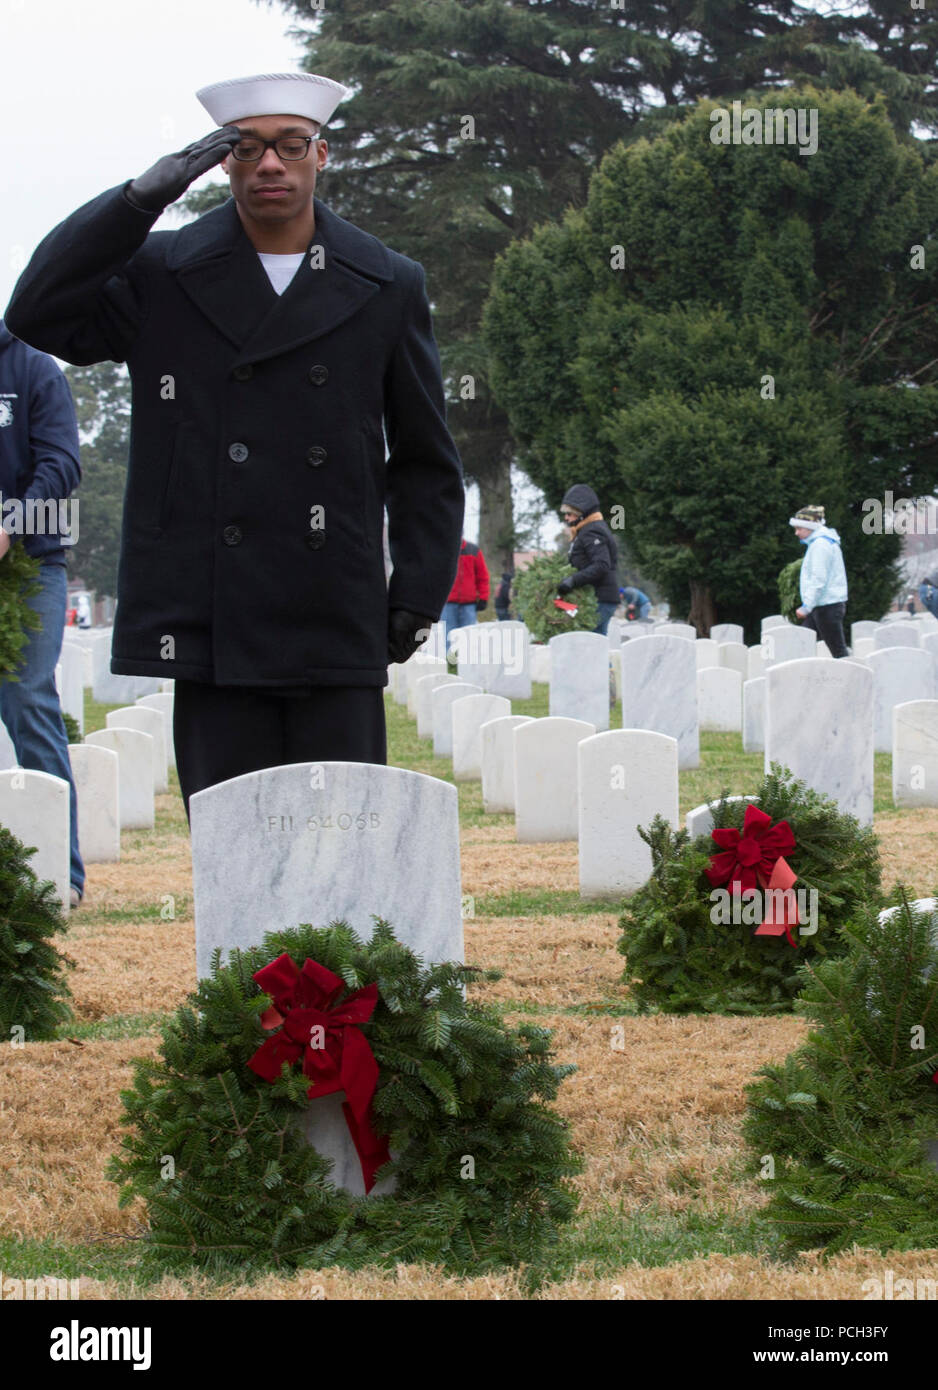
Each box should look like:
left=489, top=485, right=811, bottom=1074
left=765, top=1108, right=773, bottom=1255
left=620, top=586, right=651, bottom=620
left=0, top=319, right=85, bottom=907
left=790, top=503, right=849, bottom=658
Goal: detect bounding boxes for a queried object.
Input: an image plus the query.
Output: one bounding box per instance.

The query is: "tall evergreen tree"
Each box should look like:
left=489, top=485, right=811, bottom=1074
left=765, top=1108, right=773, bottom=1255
left=64, top=362, right=131, bottom=602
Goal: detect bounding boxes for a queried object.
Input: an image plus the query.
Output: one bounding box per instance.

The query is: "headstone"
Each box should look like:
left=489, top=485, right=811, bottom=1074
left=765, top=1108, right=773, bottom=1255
left=457, top=621, right=531, bottom=700
left=415, top=672, right=459, bottom=740
left=390, top=662, right=409, bottom=704
left=742, top=677, right=765, bottom=753
left=710, top=623, right=744, bottom=644
left=136, top=692, right=175, bottom=768
left=160, top=678, right=175, bottom=694
left=606, top=617, right=628, bottom=648
left=653, top=622, right=696, bottom=641
left=190, top=762, right=462, bottom=1197
left=451, top=693, right=511, bottom=781
left=620, top=634, right=699, bottom=769
left=762, top=624, right=816, bottom=666
left=719, top=641, right=748, bottom=679
left=68, top=743, right=120, bottom=862
left=765, top=658, right=873, bottom=824
left=406, top=655, right=447, bottom=716
left=0, top=769, right=70, bottom=911
left=892, top=700, right=938, bottom=807
left=55, top=642, right=84, bottom=735
left=480, top=715, right=533, bottom=813
left=431, top=681, right=482, bottom=758
left=869, top=648, right=935, bottom=753
left=697, top=667, right=742, bottom=732
left=695, top=638, right=720, bottom=670
left=106, top=706, right=168, bottom=794
left=851, top=620, right=881, bottom=645
left=530, top=645, right=550, bottom=683
left=93, top=661, right=163, bottom=705
left=747, top=644, right=766, bottom=681
left=514, top=717, right=596, bottom=842
left=0, top=718, right=18, bottom=770
left=577, top=730, right=679, bottom=898
left=853, top=638, right=875, bottom=659
left=761, top=614, right=786, bottom=633
left=610, top=648, right=622, bottom=703
left=549, top=631, right=610, bottom=732
left=873, top=624, right=921, bottom=650
left=685, top=793, right=759, bottom=840
left=85, top=728, right=155, bottom=830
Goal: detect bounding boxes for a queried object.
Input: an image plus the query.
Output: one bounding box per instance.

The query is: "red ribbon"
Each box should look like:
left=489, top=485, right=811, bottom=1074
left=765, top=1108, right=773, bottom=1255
left=706, top=804, right=800, bottom=948
left=247, top=953, right=390, bottom=1193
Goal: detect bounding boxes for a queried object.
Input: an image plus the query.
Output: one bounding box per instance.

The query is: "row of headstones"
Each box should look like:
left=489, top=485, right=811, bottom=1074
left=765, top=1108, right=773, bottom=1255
left=390, top=648, right=680, bottom=898
left=0, top=674, right=175, bottom=911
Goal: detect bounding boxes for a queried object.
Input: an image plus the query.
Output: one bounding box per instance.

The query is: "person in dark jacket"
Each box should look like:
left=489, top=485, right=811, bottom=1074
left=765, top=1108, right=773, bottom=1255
left=919, top=573, right=938, bottom=620
left=0, top=320, right=85, bottom=906
left=5, top=72, right=465, bottom=818
left=495, top=570, right=513, bottom=621
left=556, top=484, right=620, bottom=635
left=442, top=538, right=490, bottom=640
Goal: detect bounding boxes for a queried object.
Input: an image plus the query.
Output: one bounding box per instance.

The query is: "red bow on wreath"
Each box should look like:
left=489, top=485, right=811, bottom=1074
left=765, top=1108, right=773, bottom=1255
left=705, top=804, right=801, bottom=949
left=247, top=953, right=391, bottom=1193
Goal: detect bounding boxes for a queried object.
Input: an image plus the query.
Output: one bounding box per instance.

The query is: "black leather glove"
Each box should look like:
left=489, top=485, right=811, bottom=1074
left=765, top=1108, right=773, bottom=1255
left=557, top=576, right=576, bottom=595
left=387, top=609, right=436, bottom=665
left=126, top=126, right=242, bottom=212
left=475, top=599, right=488, bottom=612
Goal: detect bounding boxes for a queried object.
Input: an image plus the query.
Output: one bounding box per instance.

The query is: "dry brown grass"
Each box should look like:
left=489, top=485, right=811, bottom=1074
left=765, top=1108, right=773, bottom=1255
left=0, top=1038, right=159, bottom=1242
left=465, top=913, right=625, bottom=1007
left=66, top=920, right=196, bottom=1019
left=525, top=1012, right=808, bottom=1215
left=873, top=810, right=938, bottom=898
left=461, top=835, right=579, bottom=896
left=76, top=1247, right=938, bottom=1300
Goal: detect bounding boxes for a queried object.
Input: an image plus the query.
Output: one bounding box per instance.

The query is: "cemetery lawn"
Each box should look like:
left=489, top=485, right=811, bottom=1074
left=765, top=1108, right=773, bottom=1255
left=0, top=688, right=935, bottom=1300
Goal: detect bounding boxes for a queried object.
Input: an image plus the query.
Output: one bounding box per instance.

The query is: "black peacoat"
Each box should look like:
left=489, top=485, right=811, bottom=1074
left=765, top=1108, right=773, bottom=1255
left=4, top=184, right=465, bottom=686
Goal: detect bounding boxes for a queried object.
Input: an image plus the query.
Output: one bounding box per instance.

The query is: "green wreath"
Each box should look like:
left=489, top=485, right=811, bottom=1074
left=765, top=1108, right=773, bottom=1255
left=512, top=552, right=600, bottom=642
left=617, top=766, right=881, bottom=1015
left=109, top=920, right=581, bottom=1275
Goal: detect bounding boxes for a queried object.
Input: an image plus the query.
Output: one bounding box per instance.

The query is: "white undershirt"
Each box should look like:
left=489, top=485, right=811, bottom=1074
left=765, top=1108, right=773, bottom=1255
left=257, top=251, right=305, bottom=296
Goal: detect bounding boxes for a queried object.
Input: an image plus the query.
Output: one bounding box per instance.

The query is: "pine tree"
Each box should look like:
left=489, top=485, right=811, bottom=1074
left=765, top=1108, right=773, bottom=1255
left=0, top=825, right=73, bottom=1040
left=0, top=544, right=41, bottom=680
left=744, top=890, right=938, bottom=1254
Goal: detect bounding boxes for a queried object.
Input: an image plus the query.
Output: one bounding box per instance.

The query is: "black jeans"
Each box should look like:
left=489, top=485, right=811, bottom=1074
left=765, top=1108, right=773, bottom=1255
left=802, top=601, right=849, bottom=658
left=173, top=681, right=387, bottom=822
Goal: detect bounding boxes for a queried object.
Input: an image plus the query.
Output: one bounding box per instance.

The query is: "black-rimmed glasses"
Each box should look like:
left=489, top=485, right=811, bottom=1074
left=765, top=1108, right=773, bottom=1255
left=230, top=136, right=319, bottom=162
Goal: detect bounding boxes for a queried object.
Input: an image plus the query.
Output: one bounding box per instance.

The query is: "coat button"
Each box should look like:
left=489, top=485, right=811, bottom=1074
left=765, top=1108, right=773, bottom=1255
left=223, top=525, right=243, bottom=546
left=306, top=529, right=326, bottom=550
left=308, top=364, right=329, bottom=386
left=232, top=364, right=253, bottom=381
left=228, top=442, right=249, bottom=463
left=306, top=445, right=327, bottom=467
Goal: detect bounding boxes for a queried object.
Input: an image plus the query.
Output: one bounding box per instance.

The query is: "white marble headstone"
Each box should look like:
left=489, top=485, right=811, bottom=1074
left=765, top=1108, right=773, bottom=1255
left=761, top=624, right=817, bottom=666
left=549, top=632, right=610, bottom=732
left=850, top=620, right=880, bottom=645
left=136, top=692, right=175, bottom=769
left=577, top=730, right=679, bottom=898
left=742, top=677, right=765, bottom=753
left=480, top=715, right=533, bottom=813
left=764, top=658, right=873, bottom=824
left=719, top=641, right=748, bottom=680
left=620, top=634, right=699, bottom=769
left=85, top=728, right=155, bottom=830
left=873, top=625, right=920, bottom=650
left=685, top=793, right=759, bottom=840
left=653, top=622, right=696, bottom=641
left=514, top=717, right=596, bottom=842
left=106, top=706, right=168, bottom=794
left=892, top=700, right=938, bottom=807
left=415, top=673, right=459, bottom=739
left=68, top=743, right=120, bottom=862
left=868, top=648, right=935, bottom=753
left=451, top=694, right=511, bottom=781
left=710, top=623, right=744, bottom=644
left=530, top=645, right=551, bottom=683
left=747, top=644, right=766, bottom=681
left=695, top=638, right=720, bottom=671
left=190, top=762, right=463, bottom=1198
left=761, top=615, right=786, bottom=633
left=431, top=682, right=482, bottom=758
left=0, top=769, right=70, bottom=912
left=697, top=667, right=742, bottom=732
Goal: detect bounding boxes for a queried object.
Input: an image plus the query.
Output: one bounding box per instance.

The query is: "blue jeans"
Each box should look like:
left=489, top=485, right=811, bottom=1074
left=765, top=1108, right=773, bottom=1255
left=441, top=601, right=477, bottom=643
left=0, top=562, right=84, bottom=896
left=594, top=601, right=619, bottom=636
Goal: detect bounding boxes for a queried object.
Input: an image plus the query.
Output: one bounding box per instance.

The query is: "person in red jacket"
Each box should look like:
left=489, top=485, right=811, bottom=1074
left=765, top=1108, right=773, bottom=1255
left=442, top=538, right=489, bottom=640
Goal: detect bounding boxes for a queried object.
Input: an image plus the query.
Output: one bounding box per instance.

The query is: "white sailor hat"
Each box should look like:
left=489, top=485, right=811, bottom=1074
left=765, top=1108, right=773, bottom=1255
left=196, top=72, right=351, bottom=128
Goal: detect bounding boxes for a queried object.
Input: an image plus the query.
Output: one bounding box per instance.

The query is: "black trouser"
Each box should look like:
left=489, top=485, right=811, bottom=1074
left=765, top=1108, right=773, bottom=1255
left=802, top=601, right=849, bottom=658
left=172, top=681, right=387, bottom=822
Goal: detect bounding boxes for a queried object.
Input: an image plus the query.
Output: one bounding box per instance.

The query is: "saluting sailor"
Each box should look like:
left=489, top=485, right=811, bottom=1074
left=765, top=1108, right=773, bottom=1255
left=5, top=71, right=465, bottom=817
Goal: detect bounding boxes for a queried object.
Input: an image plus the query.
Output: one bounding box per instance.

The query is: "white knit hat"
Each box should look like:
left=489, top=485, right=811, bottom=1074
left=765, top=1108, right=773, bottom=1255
left=196, top=72, right=351, bottom=127
left=788, top=504, right=825, bottom=532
